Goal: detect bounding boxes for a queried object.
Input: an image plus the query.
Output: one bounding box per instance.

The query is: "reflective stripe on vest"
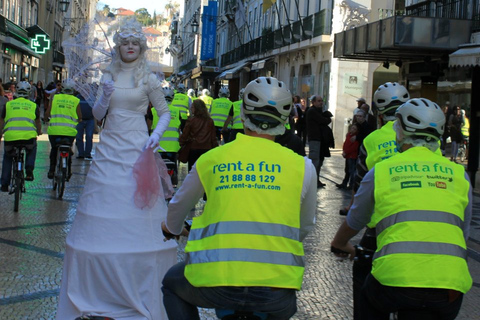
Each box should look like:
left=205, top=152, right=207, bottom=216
left=211, top=97, right=233, bottom=127
left=371, top=147, right=472, bottom=293
left=185, top=133, right=305, bottom=289
left=374, top=241, right=467, bottom=260
left=3, top=98, right=37, bottom=141
left=375, top=210, right=464, bottom=236
left=47, top=94, right=79, bottom=136
left=187, top=248, right=304, bottom=267
left=172, top=93, right=189, bottom=120
left=189, top=220, right=300, bottom=241
left=232, top=101, right=244, bottom=129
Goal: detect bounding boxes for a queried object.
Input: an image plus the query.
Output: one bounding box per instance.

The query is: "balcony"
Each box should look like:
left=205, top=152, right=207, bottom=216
left=220, top=11, right=332, bottom=67
left=334, top=15, right=472, bottom=62
left=53, top=50, right=65, bottom=65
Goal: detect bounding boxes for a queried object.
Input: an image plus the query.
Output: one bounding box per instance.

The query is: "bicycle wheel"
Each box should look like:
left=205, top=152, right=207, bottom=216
left=14, top=172, right=22, bottom=212
left=57, top=159, right=66, bottom=199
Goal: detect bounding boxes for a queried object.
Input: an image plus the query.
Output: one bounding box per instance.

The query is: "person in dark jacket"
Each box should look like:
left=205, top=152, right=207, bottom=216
left=75, top=93, right=95, bottom=160
left=306, top=95, right=331, bottom=188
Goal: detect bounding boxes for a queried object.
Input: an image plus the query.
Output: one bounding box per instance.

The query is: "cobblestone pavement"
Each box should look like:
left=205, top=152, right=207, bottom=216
left=0, top=135, right=479, bottom=319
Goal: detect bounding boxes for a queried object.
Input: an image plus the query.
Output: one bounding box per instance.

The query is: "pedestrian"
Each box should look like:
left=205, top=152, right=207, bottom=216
left=55, top=18, right=177, bottom=320
left=336, top=123, right=359, bottom=190
left=448, top=105, right=464, bottom=162
left=331, top=98, right=472, bottom=319
left=293, top=95, right=307, bottom=145
left=35, top=81, right=45, bottom=121
left=0, top=85, right=9, bottom=117
left=161, top=76, right=317, bottom=320
left=360, top=103, right=377, bottom=130
left=44, top=79, right=81, bottom=179
left=75, top=92, right=94, bottom=160
left=0, top=81, right=42, bottom=191
left=306, top=94, right=331, bottom=188
left=338, top=82, right=410, bottom=320
left=179, top=99, right=218, bottom=172
left=441, top=101, right=451, bottom=156
left=28, top=80, right=37, bottom=102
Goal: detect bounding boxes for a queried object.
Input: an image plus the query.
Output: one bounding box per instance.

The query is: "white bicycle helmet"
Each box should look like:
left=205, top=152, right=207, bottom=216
left=219, top=86, right=230, bottom=98
left=238, top=88, right=245, bottom=100
left=395, top=98, right=445, bottom=140
left=187, top=88, right=195, bottom=98
left=202, top=88, right=211, bottom=97
left=176, top=83, right=186, bottom=94
left=61, top=79, right=76, bottom=95
left=242, top=77, right=292, bottom=129
left=163, top=87, right=175, bottom=102
left=15, top=81, right=31, bottom=98
left=373, top=82, right=410, bottom=121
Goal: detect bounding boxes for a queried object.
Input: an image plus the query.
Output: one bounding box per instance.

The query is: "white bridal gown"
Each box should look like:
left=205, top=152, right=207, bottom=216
left=56, top=60, right=177, bottom=320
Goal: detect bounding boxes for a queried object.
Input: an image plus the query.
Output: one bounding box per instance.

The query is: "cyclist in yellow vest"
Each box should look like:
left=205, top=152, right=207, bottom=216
left=198, top=88, right=213, bottom=112
left=161, top=77, right=317, bottom=319
left=187, top=88, right=196, bottom=101
left=210, top=86, right=233, bottom=143
left=332, top=98, right=472, bottom=319
left=222, top=88, right=245, bottom=143
left=172, top=83, right=191, bottom=130
left=0, top=81, right=42, bottom=191
left=148, top=87, right=181, bottom=186
left=45, top=79, right=82, bottom=179
left=337, top=82, right=410, bottom=319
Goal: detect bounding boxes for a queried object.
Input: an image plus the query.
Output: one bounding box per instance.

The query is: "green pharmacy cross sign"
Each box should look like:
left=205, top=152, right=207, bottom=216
left=30, top=34, right=51, bottom=54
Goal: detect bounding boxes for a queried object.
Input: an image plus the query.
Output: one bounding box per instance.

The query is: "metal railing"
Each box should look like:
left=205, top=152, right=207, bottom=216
left=220, top=10, right=332, bottom=67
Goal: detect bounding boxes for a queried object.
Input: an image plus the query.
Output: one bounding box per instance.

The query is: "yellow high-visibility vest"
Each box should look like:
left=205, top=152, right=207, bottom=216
left=172, top=93, right=189, bottom=120
left=47, top=94, right=79, bottom=136
left=3, top=98, right=38, bottom=141
left=152, top=103, right=181, bottom=152
left=185, top=133, right=306, bottom=289
left=232, top=100, right=244, bottom=129
left=371, top=147, right=472, bottom=293
left=210, top=97, right=233, bottom=128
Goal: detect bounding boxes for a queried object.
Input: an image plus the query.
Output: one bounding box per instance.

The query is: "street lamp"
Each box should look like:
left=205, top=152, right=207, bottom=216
left=59, top=0, right=70, bottom=13
left=191, top=15, right=199, bottom=34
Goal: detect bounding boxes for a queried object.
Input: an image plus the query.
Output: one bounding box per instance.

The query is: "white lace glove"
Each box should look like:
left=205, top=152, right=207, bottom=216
left=92, top=80, right=115, bottom=120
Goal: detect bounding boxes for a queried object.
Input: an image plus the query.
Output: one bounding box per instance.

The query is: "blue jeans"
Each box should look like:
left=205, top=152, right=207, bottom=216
left=360, top=274, right=463, bottom=320
left=162, top=262, right=297, bottom=320
left=76, top=119, right=94, bottom=157
left=1, top=140, right=37, bottom=186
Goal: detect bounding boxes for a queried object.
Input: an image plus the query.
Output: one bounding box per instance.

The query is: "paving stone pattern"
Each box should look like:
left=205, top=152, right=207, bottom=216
left=0, top=137, right=479, bottom=319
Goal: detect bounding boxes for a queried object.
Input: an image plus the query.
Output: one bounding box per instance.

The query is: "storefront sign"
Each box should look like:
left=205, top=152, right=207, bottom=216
left=200, top=1, right=218, bottom=61
left=343, top=73, right=363, bottom=95
left=30, top=34, right=51, bottom=54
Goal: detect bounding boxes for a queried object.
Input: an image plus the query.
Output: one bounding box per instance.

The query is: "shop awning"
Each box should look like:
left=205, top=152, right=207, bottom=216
left=3, top=36, right=40, bottom=58
left=217, top=62, right=250, bottom=80
left=449, top=45, right=480, bottom=67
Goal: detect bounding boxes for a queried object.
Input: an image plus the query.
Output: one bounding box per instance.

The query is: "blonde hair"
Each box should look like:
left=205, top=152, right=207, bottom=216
left=105, top=18, right=150, bottom=87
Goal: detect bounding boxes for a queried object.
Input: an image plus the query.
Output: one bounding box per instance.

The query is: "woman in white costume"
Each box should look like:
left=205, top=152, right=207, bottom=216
left=56, top=19, right=177, bottom=320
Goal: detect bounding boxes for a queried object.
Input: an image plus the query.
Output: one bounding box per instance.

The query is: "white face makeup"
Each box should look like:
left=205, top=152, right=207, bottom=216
left=119, top=39, right=141, bottom=62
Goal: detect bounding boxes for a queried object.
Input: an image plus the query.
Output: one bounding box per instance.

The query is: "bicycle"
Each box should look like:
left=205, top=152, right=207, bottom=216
left=7, top=145, right=27, bottom=212
left=52, top=138, right=73, bottom=199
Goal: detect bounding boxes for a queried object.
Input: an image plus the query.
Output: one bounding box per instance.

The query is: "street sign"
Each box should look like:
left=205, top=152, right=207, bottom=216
left=30, top=34, right=51, bottom=54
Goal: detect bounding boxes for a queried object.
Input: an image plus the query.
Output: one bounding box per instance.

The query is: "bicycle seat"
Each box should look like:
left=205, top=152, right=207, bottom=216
left=55, top=137, right=72, bottom=146
left=215, top=309, right=267, bottom=320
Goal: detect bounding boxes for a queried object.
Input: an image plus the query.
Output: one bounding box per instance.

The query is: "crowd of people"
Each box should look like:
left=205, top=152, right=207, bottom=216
left=0, top=17, right=474, bottom=320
